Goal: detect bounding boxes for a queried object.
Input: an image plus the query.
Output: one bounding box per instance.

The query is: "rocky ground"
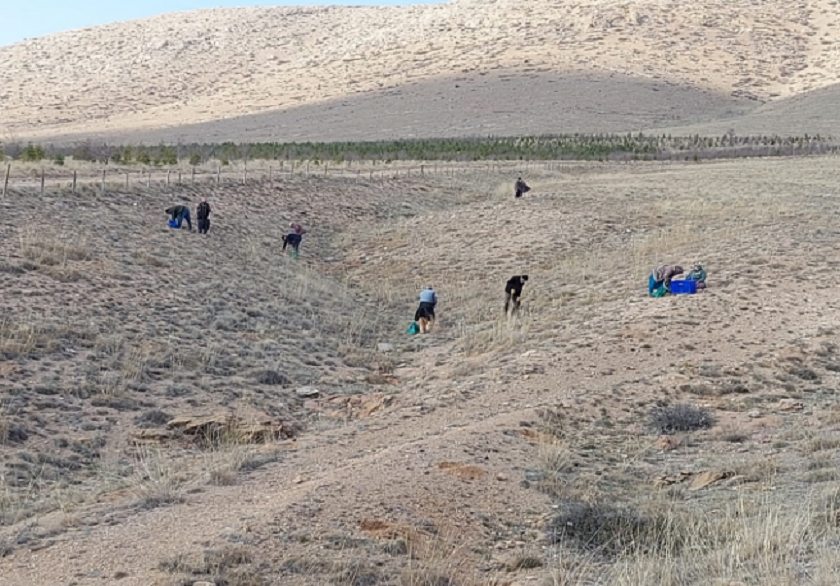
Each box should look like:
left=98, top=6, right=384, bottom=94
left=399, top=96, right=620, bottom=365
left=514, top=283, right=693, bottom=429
left=1, top=156, right=840, bottom=585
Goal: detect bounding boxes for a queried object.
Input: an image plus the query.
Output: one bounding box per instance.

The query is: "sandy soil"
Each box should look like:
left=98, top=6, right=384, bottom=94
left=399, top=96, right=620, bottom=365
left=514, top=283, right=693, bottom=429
left=3, top=0, right=840, bottom=142
left=2, top=157, right=840, bottom=585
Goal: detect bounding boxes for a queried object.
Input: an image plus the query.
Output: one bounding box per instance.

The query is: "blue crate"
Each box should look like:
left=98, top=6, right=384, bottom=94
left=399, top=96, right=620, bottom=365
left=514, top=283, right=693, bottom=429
left=670, top=279, right=697, bottom=295
left=168, top=219, right=179, bottom=228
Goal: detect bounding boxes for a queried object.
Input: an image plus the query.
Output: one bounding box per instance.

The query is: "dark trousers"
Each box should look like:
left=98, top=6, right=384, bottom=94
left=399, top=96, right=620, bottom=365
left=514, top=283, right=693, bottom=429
left=198, top=218, right=210, bottom=234
left=505, top=291, right=521, bottom=313
left=283, top=233, right=302, bottom=252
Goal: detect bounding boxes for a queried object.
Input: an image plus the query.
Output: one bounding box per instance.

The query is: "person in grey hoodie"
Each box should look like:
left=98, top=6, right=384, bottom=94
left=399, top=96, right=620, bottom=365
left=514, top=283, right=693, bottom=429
left=415, top=286, right=438, bottom=334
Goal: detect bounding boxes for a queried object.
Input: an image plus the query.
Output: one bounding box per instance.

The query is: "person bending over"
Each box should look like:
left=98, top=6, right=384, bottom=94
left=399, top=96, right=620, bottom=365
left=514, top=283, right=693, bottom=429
left=166, top=205, right=192, bottom=231
left=505, top=275, right=529, bottom=314
left=415, top=286, right=437, bottom=334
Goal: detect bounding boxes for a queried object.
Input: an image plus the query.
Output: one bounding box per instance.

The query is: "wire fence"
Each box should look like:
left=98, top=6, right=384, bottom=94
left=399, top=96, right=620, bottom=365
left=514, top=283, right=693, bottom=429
left=0, top=159, right=570, bottom=196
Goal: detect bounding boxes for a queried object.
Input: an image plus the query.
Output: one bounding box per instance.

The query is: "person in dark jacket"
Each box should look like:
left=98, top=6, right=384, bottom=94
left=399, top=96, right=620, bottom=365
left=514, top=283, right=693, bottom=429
left=514, top=177, right=530, bottom=199
left=282, top=233, right=303, bottom=257
left=166, top=205, right=192, bottom=231
left=505, top=275, right=529, bottom=314
left=196, top=198, right=211, bottom=234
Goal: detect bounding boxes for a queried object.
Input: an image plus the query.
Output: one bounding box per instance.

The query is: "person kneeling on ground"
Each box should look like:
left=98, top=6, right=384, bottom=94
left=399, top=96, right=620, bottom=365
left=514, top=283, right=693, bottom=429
left=505, top=275, right=529, bottom=314
left=166, top=205, right=193, bottom=231
left=196, top=198, right=211, bottom=234
left=685, top=262, right=707, bottom=290
left=649, top=264, right=683, bottom=297
left=415, top=286, right=437, bottom=334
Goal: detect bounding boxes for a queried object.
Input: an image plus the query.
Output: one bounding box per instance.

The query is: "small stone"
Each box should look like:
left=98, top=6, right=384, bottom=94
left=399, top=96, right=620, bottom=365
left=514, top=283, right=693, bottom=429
left=193, top=582, right=216, bottom=586
left=377, top=343, right=395, bottom=352
left=296, top=386, right=320, bottom=398
left=496, top=473, right=509, bottom=482
left=747, top=409, right=762, bottom=418
left=293, top=475, right=305, bottom=484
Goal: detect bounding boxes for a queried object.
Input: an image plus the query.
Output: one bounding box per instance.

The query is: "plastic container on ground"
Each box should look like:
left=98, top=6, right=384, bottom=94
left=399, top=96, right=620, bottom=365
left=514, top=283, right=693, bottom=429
left=670, top=280, right=697, bottom=295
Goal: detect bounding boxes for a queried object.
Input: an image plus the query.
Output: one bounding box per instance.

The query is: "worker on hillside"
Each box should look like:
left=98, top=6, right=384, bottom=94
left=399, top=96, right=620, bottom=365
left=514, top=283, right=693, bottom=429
left=289, top=222, right=307, bottom=236
left=415, top=286, right=438, bottom=334
left=514, top=177, right=530, bottom=199
left=166, top=204, right=193, bottom=231
left=685, top=262, right=707, bottom=290
left=196, top=198, right=211, bottom=234
left=505, top=275, right=529, bottom=315
left=649, top=264, right=684, bottom=297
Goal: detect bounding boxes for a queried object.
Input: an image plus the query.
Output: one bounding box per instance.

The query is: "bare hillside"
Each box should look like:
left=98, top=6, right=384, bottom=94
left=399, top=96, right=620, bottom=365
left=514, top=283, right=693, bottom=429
left=2, top=158, right=840, bottom=585
left=3, top=0, right=840, bottom=141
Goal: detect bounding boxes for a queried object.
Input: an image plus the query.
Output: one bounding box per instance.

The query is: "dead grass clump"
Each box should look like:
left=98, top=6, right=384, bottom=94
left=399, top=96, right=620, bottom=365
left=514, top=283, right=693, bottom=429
left=399, top=569, right=457, bottom=586
left=129, top=447, right=187, bottom=509
left=331, top=559, right=381, bottom=586
left=648, top=403, right=716, bottom=434
left=18, top=228, right=92, bottom=266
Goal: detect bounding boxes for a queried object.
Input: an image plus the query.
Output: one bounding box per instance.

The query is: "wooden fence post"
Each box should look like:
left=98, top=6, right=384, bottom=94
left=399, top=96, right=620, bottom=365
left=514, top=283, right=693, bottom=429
left=125, top=173, right=130, bottom=190
left=306, top=161, right=310, bottom=176
left=40, top=169, right=45, bottom=195
left=177, top=171, right=182, bottom=186
left=324, top=163, right=329, bottom=177
left=269, top=165, right=273, bottom=187
left=290, top=160, right=294, bottom=177
left=191, top=167, right=196, bottom=184
left=166, top=170, right=171, bottom=186
left=72, top=170, right=77, bottom=193
left=101, top=170, right=106, bottom=195
left=1, top=163, right=9, bottom=197
left=147, top=171, right=151, bottom=188
left=217, top=166, right=221, bottom=186
left=242, top=162, right=247, bottom=185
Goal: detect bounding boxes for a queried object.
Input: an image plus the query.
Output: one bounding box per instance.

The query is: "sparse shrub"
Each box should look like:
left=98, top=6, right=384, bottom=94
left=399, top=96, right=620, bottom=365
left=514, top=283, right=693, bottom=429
left=136, top=151, right=151, bottom=165
left=52, top=153, right=65, bottom=166
left=20, top=143, right=45, bottom=162
left=253, top=370, right=290, bottom=386
left=547, top=499, right=685, bottom=557
left=189, top=153, right=202, bottom=166
left=648, top=403, right=716, bottom=433
left=134, top=409, right=171, bottom=428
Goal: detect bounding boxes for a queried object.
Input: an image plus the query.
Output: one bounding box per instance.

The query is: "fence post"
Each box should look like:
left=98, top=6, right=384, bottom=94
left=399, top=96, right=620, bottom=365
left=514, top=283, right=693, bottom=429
left=242, top=162, right=247, bottom=185
left=178, top=171, right=182, bottom=186
left=306, top=161, right=310, bottom=176
left=166, top=170, right=171, bottom=186
left=191, top=167, right=196, bottom=185
left=217, top=166, right=221, bottom=186
left=125, top=173, right=130, bottom=191
left=325, top=163, right=329, bottom=177
left=72, top=170, right=77, bottom=193
left=147, top=170, right=151, bottom=188
left=101, top=170, right=106, bottom=195
left=290, top=160, right=294, bottom=177
left=40, top=169, right=45, bottom=195
left=269, top=165, right=273, bottom=187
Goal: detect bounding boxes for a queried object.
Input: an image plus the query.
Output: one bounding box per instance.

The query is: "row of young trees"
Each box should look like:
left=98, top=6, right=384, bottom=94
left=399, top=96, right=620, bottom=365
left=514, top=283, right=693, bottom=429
left=1, top=133, right=837, bottom=166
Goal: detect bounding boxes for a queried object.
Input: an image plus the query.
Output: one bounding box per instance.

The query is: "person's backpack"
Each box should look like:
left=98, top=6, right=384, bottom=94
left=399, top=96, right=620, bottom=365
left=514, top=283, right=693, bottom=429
left=407, top=322, right=420, bottom=335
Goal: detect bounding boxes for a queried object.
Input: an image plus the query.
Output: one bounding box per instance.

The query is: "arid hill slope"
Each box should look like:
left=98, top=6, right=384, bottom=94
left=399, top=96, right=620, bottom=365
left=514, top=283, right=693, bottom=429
left=2, top=0, right=840, bottom=141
